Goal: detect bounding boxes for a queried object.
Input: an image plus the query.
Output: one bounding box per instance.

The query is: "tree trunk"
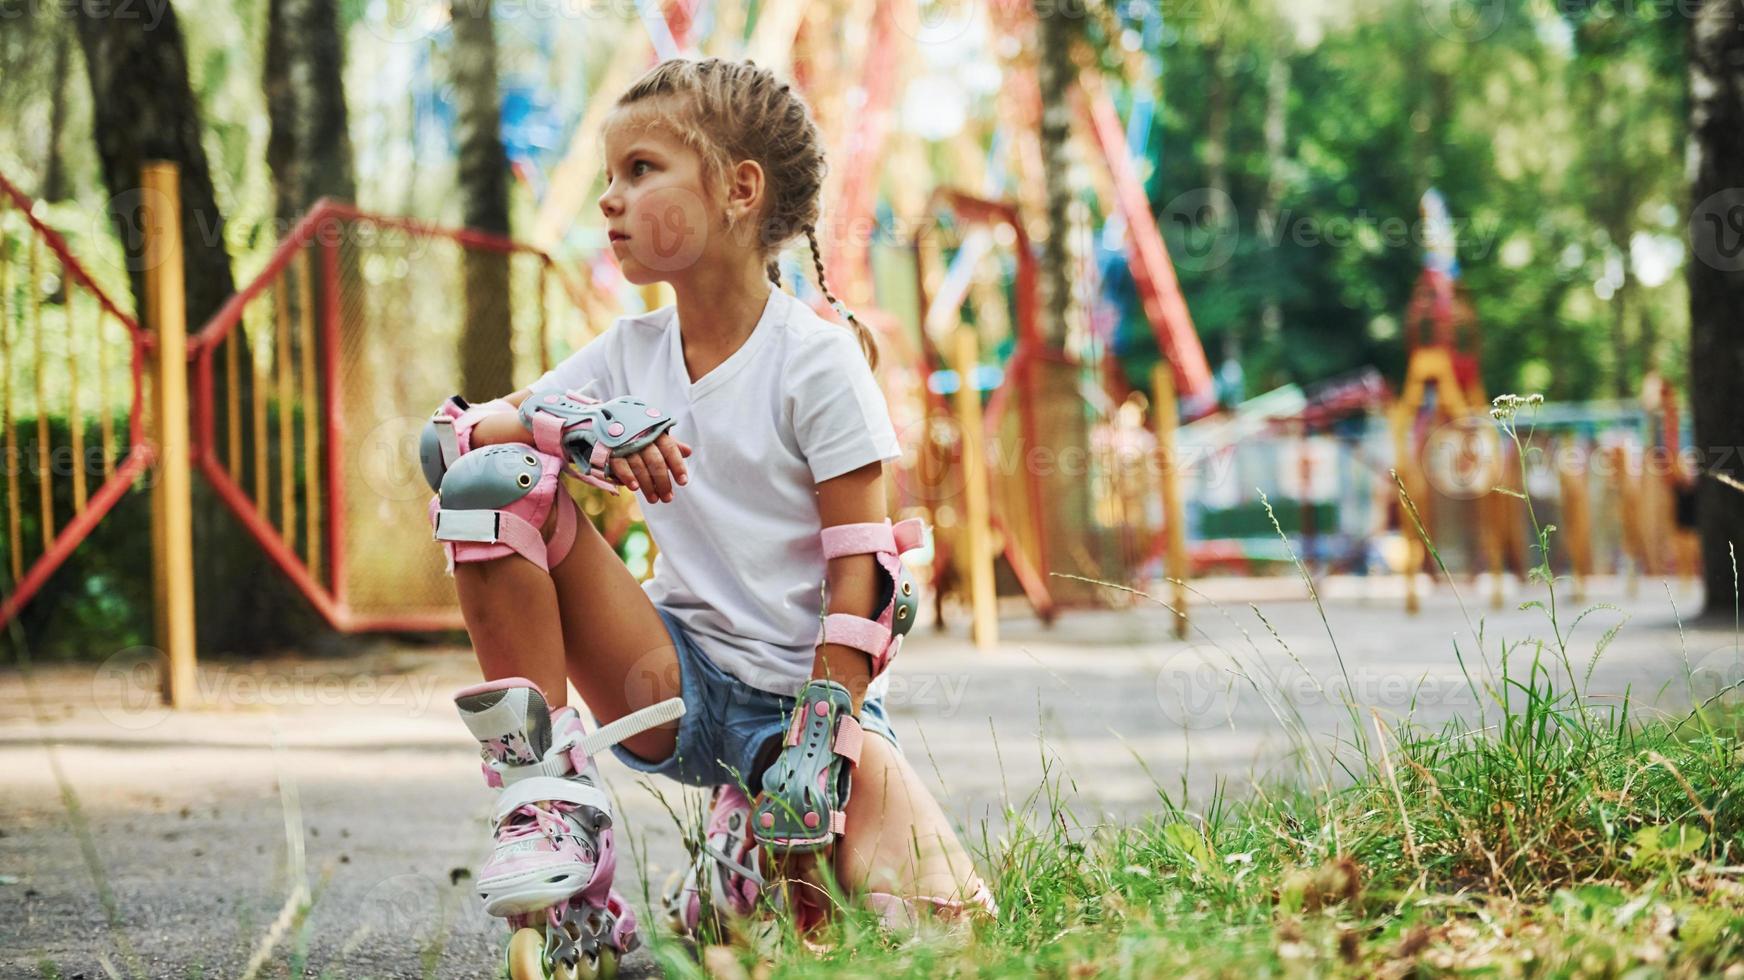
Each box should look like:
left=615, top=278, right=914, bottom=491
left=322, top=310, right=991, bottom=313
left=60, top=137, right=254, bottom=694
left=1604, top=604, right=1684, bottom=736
left=267, top=0, right=357, bottom=224
left=1257, top=53, right=1289, bottom=365
left=1203, top=42, right=1236, bottom=375
left=1687, top=0, right=1744, bottom=617
left=74, top=0, right=322, bottom=656
left=263, top=0, right=300, bottom=232
left=451, top=0, right=514, bottom=400
left=1032, top=2, right=1100, bottom=606
left=1035, top=0, right=1075, bottom=351
left=42, top=21, right=71, bottom=203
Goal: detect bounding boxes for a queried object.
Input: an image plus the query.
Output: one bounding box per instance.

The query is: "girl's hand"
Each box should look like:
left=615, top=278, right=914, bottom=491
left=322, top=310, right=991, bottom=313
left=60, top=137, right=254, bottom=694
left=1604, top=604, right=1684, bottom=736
left=610, top=433, right=691, bottom=504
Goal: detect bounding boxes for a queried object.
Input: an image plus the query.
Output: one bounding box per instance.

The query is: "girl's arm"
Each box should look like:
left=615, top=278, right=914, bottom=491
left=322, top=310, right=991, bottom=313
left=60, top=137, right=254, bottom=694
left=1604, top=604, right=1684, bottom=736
left=464, top=388, right=537, bottom=448
left=811, top=459, right=887, bottom=710
left=464, top=387, right=692, bottom=503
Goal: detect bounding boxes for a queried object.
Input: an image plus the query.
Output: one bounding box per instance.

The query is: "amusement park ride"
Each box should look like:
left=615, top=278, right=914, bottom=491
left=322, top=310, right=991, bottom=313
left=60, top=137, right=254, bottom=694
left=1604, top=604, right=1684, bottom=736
left=0, top=0, right=1701, bottom=694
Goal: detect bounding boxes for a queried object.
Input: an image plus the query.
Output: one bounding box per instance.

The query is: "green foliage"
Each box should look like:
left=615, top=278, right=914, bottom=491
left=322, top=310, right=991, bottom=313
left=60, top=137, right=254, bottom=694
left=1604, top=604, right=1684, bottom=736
left=1113, top=0, right=1689, bottom=402
left=657, top=399, right=1744, bottom=976
left=0, top=412, right=155, bottom=662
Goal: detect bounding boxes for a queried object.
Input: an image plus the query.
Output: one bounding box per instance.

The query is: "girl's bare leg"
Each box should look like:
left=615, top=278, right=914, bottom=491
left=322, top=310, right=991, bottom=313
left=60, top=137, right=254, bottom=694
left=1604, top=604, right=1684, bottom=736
left=546, top=492, right=684, bottom=763
left=454, top=542, right=570, bottom=707
left=836, top=732, right=987, bottom=906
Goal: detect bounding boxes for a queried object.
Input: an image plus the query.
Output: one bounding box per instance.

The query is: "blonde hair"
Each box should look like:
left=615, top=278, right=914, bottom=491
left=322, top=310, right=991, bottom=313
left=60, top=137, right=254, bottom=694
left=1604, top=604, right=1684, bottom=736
left=615, top=57, right=878, bottom=370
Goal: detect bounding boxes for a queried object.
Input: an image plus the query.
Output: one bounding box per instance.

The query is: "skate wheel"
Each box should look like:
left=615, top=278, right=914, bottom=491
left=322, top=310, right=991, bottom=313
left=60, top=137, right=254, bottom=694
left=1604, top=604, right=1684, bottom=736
left=572, top=944, right=617, bottom=980
left=505, top=927, right=576, bottom=980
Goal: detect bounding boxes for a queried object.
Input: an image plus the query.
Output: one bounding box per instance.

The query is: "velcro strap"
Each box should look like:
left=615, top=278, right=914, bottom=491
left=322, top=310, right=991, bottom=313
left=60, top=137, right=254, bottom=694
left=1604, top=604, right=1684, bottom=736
left=833, top=713, right=863, bottom=765
left=492, top=775, right=611, bottom=825
left=891, top=517, right=925, bottom=553
left=433, top=415, right=462, bottom=469
left=818, top=613, right=892, bottom=659
left=830, top=810, right=847, bottom=835
left=821, top=518, right=926, bottom=559
left=434, top=397, right=515, bottom=466
left=529, top=410, right=566, bottom=458
left=820, top=520, right=896, bottom=559
left=495, top=750, right=573, bottom=785
left=785, top=705, right=805, bottom=746
left=578, top=697, right=687, bottom=756
left=546, top=491, right=579, bottom=569
left=433, top=509, right=550, bottom=571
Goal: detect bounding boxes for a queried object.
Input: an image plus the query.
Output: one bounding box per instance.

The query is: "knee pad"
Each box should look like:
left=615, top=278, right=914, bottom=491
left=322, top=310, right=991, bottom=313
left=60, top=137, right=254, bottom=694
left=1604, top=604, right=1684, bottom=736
left=815, top=517, right=926, bottom=677
left=519, top=390, right=677, bottom=490
left=419, top=394, right=518, bottom=492
left=427, top=443, right=579, bottom=574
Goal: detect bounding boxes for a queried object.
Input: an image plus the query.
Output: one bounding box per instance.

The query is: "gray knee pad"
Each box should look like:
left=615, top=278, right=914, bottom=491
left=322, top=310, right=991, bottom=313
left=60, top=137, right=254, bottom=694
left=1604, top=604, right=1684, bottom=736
left=428, top=443, right=575, bottom=573
left=420, top=394, right=519, bottom=492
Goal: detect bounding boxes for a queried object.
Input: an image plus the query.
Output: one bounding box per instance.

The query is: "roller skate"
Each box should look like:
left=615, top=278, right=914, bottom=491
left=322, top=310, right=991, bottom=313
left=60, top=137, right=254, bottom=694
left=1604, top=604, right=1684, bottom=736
left=660, top=784, right=768, bottom=940
left=455, top=678, right=684, bottom=979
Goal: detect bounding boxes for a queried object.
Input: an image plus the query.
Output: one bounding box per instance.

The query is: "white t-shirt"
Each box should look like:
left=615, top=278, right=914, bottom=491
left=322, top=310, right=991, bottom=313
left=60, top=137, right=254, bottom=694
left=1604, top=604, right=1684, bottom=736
left=527, top=284, right=902, bottom=695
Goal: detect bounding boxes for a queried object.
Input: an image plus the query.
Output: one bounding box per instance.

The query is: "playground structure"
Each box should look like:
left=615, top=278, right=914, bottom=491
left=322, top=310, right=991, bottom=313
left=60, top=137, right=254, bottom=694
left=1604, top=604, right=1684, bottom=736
left=0, top=1, right=1707, bottom=702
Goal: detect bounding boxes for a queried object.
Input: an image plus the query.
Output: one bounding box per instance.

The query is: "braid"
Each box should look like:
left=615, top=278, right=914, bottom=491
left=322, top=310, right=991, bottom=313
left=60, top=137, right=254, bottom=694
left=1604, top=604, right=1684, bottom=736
left=806, top=224, right=878, bottom=371
left=616, top=60, right=875, bottom=365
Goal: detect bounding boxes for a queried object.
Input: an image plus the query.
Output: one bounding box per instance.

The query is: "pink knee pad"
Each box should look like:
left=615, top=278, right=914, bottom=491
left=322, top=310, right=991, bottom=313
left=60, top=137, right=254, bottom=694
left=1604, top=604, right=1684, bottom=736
left=428, top=444, right=579, bottom=574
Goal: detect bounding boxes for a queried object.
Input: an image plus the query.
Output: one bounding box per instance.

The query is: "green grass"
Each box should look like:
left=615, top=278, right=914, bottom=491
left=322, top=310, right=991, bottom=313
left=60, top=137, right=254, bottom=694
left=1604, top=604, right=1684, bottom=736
left=655, top=396, right=1744, bottom=978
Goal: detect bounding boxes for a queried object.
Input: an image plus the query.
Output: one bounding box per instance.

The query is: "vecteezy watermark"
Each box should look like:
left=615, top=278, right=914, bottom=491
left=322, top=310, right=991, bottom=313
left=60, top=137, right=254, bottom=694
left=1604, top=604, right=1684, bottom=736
left=357, top=414, right=439, bottom=503
left=1261, top=208, right=1504, bottom=260
left=1161, top=188, right=1239, bottom=273
left=1, top=0, right=171, bottom=30
left=1157, top=193, right=1503, bottom=274
left=1422, top=416, right=1505, bottom=501
left=349, top=873, right=447, bottom=951
left=892, top=0, right=977, bottom=45
left=362, top=0, right=658, bottom=45
left=1689, top=644, right=1744, bottom=713
left=888, top=418, right=1242, bottom=507
left=95, top=190, right=435, bottom=276
left=94, top=647, right=443, bottom=730
left=1418, top=0, right=1506, bottom=42
left=94, top=646, right=173, bottom=731
left=1690, top=188, right=1744, bottom=274
left=665, top=653, right=974, bottom=720
left=1154, top=644, right=1240, bottom=730
left=1156, top=647, right=1479, bottom=729
left=615, top=185, right=710, bottom=277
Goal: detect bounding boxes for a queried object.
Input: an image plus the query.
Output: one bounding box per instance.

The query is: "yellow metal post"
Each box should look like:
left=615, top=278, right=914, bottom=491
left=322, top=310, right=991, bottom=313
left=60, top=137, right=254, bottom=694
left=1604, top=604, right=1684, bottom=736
left=1, top=215, right=19, bottom=586
left=224, top=323, right=240, bottom=481
left=65, top=253, right=87, bottom=513
left=952, top=327, right=997, bottom=651
left=296, top=250, right=320, bottom=580
left=97, top=308, right=116, bottom=482
left=251, top=300, right=268, bottom=516
left=275, top=270, right=294, bottom=546
left=1390, top=404, right=1421, bottom=614
left=141, top=162, right=197, bottom=708
left=1151, top=363, right=1188, bottom=639
left=31, top=235, right=52, bottom=551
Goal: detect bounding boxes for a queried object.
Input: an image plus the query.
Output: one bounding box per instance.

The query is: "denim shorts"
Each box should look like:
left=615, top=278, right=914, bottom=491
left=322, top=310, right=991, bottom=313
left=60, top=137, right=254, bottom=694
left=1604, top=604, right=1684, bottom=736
left=609, top=606, right=899, bottom=789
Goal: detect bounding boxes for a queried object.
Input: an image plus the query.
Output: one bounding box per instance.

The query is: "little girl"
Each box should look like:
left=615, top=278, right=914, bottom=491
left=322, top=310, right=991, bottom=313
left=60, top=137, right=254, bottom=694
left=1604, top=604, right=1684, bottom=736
left=419, top=58, right=994, bottom=977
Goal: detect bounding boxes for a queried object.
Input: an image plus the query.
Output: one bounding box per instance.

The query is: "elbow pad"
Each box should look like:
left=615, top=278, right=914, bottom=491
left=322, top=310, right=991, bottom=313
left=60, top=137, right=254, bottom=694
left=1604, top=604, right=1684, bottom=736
left=815, top=517, right=926, bottom=677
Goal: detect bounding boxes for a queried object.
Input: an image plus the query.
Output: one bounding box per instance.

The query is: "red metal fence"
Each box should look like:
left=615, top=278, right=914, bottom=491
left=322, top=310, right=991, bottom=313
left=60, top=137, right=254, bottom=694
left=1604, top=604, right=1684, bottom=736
left=0, top=175, right=606, bottom=634
left=0, top=172, right=156, bottom=628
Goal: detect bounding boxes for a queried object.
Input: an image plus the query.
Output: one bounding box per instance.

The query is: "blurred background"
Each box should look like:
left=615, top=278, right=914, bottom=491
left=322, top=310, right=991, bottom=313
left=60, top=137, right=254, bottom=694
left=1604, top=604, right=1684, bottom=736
left=0, top=0, right=1740, bottom=664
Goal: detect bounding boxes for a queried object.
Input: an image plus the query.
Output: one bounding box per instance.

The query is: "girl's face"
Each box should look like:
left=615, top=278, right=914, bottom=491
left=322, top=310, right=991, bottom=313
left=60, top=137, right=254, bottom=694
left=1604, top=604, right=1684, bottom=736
left=597, top=109, right=718, bottom=285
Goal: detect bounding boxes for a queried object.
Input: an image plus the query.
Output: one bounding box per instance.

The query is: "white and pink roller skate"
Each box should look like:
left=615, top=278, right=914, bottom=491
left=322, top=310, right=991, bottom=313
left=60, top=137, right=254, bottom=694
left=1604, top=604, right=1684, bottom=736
left=660, top=784, right=768, bottom=940
left=455, top=678, right=683, bottom=979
